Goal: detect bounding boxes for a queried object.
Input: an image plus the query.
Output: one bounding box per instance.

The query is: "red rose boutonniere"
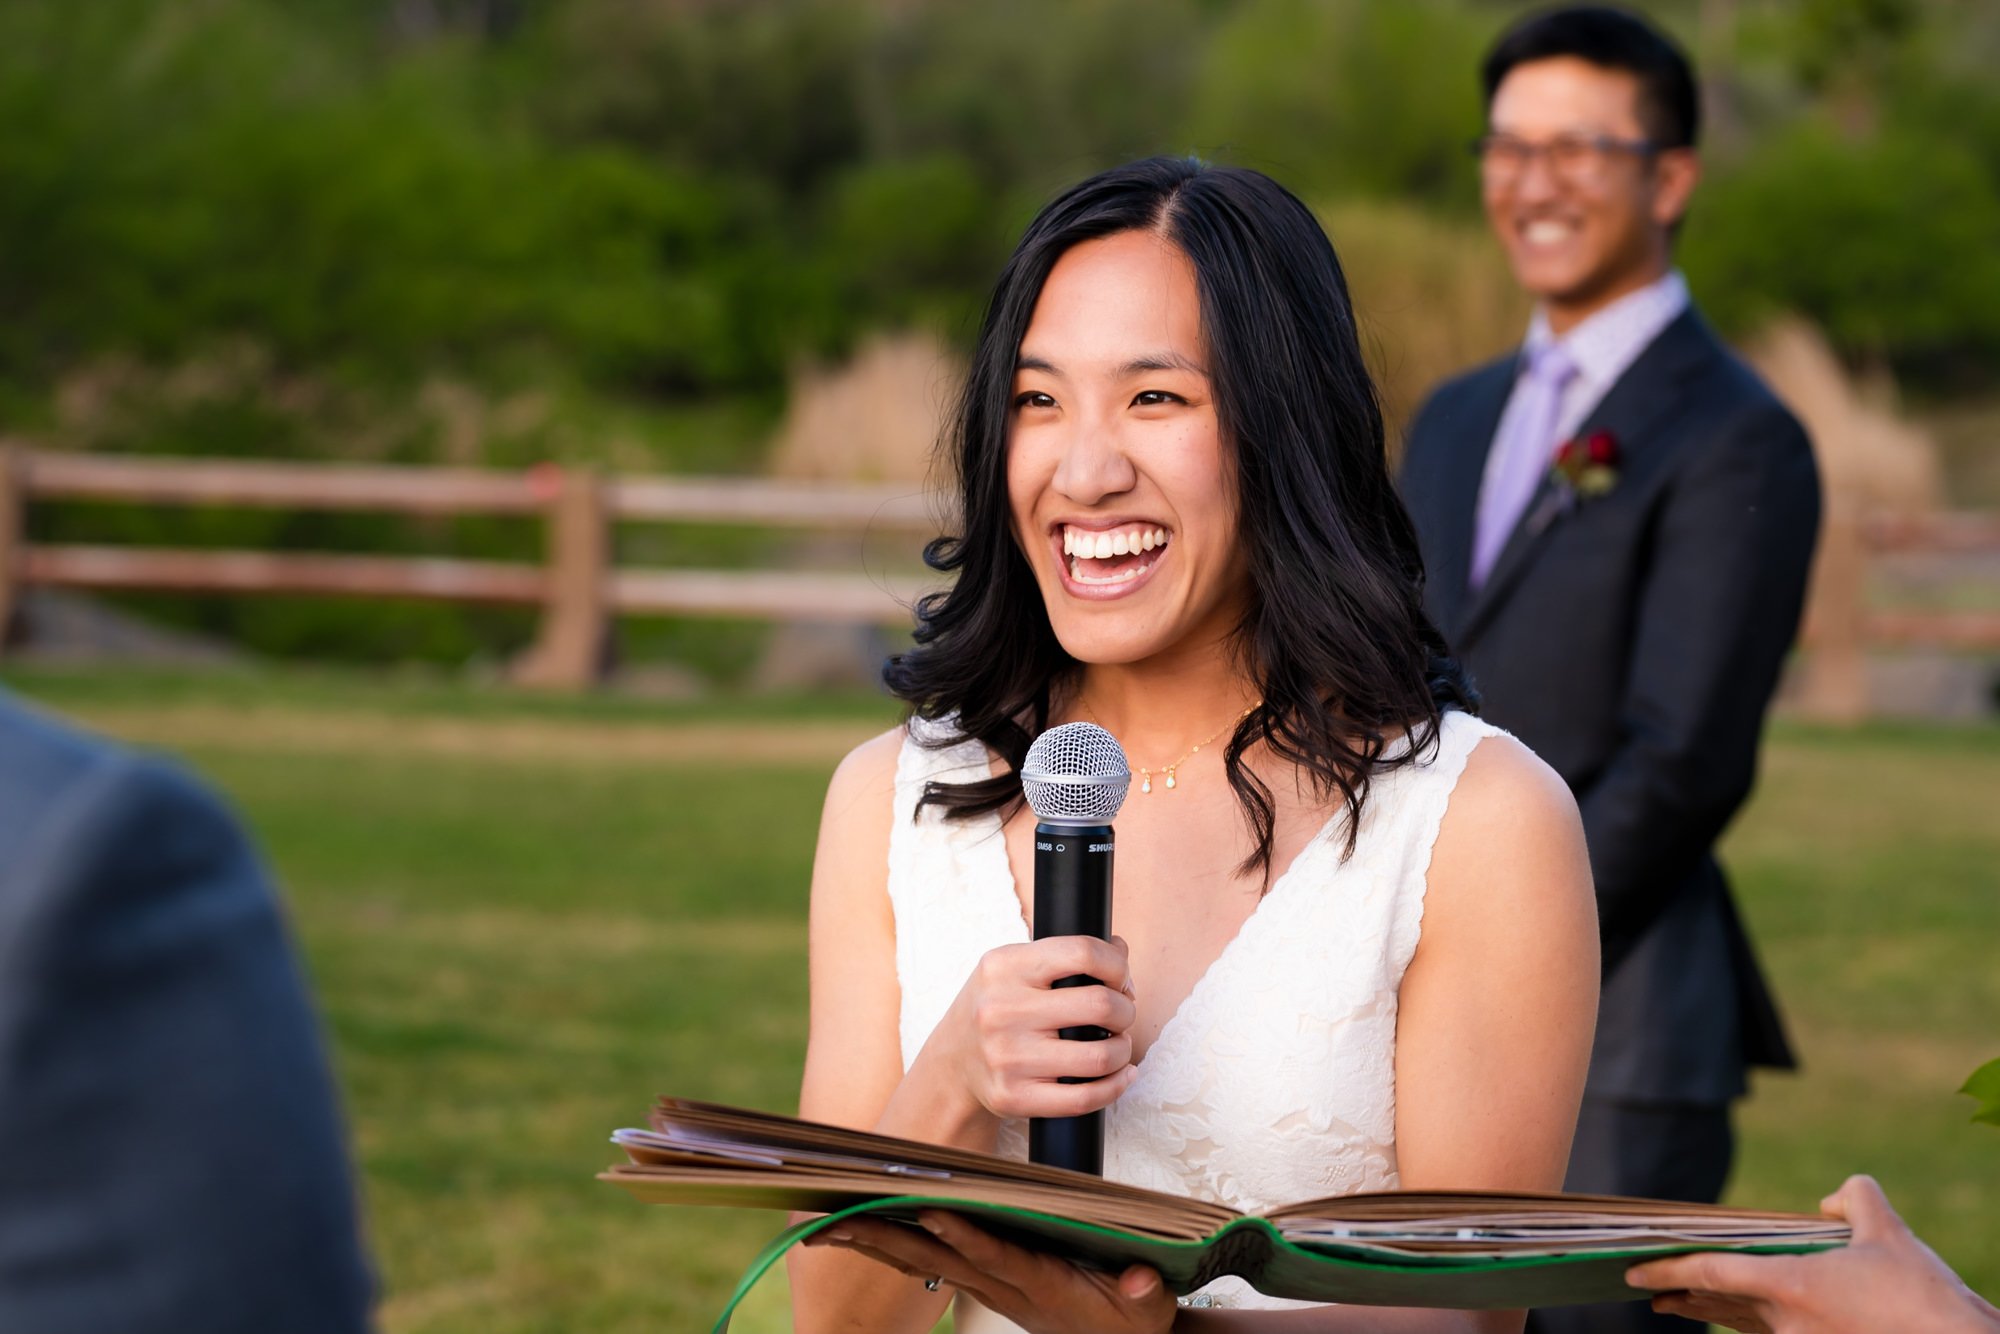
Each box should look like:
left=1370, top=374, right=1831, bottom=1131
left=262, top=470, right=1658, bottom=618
left=1551, top=429, right=1620, bottom=499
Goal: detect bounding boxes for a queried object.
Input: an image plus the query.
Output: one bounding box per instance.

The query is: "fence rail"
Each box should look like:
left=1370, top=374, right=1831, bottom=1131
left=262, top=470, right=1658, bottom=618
left=1794, top=510, right=2000, bottom=719
left=1, top=448, right=1995, bottom=705
left=19, top=451, right=549, bottom=516
left=22, top=546, right=548, bottom=605
left=0, top=448, right=938, bottom=688
left=1861, top=511, right=2000, bottom=553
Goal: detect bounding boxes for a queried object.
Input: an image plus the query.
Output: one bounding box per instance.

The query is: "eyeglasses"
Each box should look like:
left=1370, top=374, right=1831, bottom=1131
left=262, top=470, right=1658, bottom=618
left=1470, top=132, right=1661, bottom=185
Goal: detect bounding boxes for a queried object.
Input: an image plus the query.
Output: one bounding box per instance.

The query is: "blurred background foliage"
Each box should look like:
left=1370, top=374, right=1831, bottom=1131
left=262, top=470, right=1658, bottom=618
left=4, top=0, right=1997, bottom=665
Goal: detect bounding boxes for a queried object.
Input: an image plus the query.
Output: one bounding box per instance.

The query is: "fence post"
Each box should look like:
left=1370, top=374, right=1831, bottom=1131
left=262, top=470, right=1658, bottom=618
left=1795, top=510, right=1869, bottom=722
left=512, top=465, right=610, bottom=690
left=0, top=447, right=24, bottom=657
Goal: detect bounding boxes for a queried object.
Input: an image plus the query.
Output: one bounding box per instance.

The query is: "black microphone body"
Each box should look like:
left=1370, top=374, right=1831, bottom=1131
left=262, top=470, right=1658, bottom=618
left=1028, top=819, right=1113, bottom=1176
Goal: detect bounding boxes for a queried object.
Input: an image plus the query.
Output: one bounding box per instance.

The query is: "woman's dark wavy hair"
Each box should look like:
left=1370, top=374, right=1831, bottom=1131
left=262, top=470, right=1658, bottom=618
left=883, top=156, right=1476, bottom=879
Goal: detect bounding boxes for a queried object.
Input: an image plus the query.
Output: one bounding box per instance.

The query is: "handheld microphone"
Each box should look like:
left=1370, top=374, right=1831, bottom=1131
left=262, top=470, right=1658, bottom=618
left=1019, top=721, right=1131, bottom=1176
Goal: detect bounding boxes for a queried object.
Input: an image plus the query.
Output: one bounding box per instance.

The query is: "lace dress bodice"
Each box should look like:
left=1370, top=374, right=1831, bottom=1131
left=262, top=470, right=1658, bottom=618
left=886, top=710, right=1502, bottom=1328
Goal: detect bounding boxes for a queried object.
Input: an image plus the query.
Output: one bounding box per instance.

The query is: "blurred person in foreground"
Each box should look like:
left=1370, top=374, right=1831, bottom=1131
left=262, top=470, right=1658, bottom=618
left=1628, top=1175, right=2000, bottom=1333
left=0, top=686, right=374, bottom=1334
left=1397, top=8, right=1821, bottom=1334
left=789, top=156, right=1598, bottom=1332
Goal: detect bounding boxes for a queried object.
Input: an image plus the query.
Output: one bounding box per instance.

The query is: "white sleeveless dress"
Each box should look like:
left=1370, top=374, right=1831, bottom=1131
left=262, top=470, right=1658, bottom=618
left=887, top=709, right=1504, bottom=1330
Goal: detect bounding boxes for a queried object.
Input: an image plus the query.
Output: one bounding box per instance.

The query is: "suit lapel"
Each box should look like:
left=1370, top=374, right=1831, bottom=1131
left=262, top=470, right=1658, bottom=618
left=1431, top=360, right=1517, bottom=641
left=1456, top=310, right=1718, bottom=652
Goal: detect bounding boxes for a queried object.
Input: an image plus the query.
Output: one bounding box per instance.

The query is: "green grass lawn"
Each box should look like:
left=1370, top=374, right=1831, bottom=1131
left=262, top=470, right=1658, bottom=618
left=5, top=664, right=1996, bottom=1332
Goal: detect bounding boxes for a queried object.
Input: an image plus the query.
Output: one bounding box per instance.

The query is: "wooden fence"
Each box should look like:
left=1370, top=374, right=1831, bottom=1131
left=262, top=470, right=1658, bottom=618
left=1795, top=509, right=2000, bottom=720
left=0, top=449, right=940, bottom=689
left=0, top=448, right=1995, bottom=707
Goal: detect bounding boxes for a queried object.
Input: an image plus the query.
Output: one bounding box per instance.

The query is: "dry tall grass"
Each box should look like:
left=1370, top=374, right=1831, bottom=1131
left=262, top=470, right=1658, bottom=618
left=762, top=201, right=1528, bottom=482
left=1319, top=199, right=1528, bottom=452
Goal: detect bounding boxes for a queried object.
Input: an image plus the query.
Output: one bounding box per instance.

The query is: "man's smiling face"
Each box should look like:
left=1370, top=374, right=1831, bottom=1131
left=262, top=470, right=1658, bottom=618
left=1482, top=56, right=1698, bottom=329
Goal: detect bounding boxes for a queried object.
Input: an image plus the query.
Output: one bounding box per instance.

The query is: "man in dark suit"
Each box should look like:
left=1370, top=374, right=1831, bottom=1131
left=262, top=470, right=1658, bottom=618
left=0, top=687, right=375, bottom=1333
left=1398, top=10, right=1821, bottom=1333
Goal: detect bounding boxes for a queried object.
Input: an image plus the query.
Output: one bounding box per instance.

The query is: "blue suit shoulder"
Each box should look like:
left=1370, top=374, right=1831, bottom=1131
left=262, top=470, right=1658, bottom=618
left=1425, top=351, right=1517, bottom=405
left=0, top=687, right=376, bottom=1334
left=0, top=694, right=283, bottom=963
left=1399, top=350, right=1516, bottom=497
left=1409, top=352, right=1515, bottom=435
left=1702, top=339, right=1811, bottom=435
left=1675, top=335, right=1820, bottom=503
left=0, top=691, right=135, bottom=852
left=0, top=690, right=267, bottom=933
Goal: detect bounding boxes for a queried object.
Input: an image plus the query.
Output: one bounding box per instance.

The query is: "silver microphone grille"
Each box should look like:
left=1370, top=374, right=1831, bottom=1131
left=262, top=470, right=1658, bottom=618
left=1021, top=722, right=1131, bottom=826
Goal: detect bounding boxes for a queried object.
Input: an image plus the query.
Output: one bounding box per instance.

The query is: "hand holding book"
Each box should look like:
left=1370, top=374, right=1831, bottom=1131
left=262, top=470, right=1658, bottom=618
left=600, top=1098, right=1849, bottom=1333
left=802, top=1207, right=1180, bottom=1333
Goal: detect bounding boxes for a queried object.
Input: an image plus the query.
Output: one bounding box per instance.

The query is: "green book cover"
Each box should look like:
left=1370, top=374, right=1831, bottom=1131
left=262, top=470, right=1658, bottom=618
left=601, top=1099, right=1848, bottom=1331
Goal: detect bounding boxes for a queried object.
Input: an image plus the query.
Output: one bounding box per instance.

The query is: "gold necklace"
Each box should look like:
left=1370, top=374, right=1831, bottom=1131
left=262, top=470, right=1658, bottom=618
left=1077, top=700, right=1259, bottom=794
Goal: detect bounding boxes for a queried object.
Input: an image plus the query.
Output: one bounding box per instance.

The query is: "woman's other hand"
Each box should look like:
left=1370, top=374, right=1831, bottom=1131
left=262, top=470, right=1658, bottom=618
left=802, top=1210, right=1176, bottom=1334
left=1625, top=1175, right=2000, bottom=1334
left=918, top=934, right=1141, bottom=1124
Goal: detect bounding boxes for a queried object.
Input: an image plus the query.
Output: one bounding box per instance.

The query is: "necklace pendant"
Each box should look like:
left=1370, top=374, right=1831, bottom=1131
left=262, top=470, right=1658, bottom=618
left=1073, top=697, right=1260, bottom=801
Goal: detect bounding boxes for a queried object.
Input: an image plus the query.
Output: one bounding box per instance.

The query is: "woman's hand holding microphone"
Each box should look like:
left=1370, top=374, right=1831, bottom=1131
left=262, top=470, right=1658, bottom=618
left=929, top=933, right=1141, bottom=1122
left=808, top=934, right=1180, bottom=1334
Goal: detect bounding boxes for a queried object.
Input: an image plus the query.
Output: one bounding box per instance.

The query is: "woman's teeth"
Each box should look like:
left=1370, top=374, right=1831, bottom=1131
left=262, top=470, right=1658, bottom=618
left=1062, top=525, right=1169, bottom=586
left=1062, top=526, right=1168, bottom=558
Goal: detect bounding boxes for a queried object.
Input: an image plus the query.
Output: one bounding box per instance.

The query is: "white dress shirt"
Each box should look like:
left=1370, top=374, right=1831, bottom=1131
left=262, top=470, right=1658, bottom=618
left=1508, top=268, right=1692, bottom=445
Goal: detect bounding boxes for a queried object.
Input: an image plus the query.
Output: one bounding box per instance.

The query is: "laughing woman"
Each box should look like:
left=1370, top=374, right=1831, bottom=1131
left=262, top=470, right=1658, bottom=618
left=787, top=158, right=1598, bottom=1334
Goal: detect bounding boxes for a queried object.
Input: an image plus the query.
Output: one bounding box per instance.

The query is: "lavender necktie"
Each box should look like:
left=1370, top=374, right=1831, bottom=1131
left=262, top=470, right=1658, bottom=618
left=1470, top=340, right=1578, bottom=589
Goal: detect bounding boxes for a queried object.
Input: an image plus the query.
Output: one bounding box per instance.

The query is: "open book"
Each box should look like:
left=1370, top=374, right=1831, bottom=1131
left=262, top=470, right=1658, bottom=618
left=601, top=1098, right=1847, bottom=1325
